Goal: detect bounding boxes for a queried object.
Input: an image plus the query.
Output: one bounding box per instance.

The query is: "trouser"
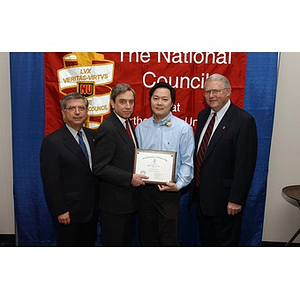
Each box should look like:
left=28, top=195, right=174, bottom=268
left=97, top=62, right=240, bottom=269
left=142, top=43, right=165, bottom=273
left=56, top=215, right=97, bottom=247
left=197, top=206, right=242, bottom=247
left=99, top=210, right=137, bottom=246
left=138, top=185, right=181, bottom=246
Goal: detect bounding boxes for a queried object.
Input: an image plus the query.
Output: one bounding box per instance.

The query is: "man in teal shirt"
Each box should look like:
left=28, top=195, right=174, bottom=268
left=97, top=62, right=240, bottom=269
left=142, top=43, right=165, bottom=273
left=135, top=82, right=194, bottom=246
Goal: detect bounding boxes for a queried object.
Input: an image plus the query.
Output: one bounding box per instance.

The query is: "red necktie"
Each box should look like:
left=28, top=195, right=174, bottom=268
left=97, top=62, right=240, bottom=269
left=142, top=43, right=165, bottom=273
left=125, top=120, right=136, bottom=148
left=194, top=113, right=216, bottom=187
left=125, top=120, right=133, bottom=140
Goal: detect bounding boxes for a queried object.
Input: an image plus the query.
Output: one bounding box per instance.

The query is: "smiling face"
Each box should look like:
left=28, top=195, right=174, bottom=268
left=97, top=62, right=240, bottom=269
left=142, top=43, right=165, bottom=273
left=61, top=98, right=88, bottom=131
left=150, top=87, right=173, bottom=122
left=203, top=80, right=231, bottom=112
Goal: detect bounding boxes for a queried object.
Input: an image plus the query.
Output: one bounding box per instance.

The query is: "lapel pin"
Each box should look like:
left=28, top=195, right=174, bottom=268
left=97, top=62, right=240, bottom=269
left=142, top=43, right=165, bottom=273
left=222, top=126, right=226, bottom=130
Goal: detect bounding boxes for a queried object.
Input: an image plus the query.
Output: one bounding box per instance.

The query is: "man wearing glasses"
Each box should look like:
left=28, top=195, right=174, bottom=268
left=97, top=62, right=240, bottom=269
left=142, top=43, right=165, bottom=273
left=193, top=74, right=257, bottom=246
left=40, top=92, right=98, bottom=246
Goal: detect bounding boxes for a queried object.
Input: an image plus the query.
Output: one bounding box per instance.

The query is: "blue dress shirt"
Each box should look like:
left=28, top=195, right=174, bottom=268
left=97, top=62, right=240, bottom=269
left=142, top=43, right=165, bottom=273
left=135, top=112, right=195, bottom=190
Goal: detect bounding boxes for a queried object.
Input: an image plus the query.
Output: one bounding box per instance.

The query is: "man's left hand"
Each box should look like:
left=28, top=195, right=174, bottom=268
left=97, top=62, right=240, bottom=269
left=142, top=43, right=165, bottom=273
left=227, top=202, right=242, bottom=215
left=158, top=182, right=179, bottom=192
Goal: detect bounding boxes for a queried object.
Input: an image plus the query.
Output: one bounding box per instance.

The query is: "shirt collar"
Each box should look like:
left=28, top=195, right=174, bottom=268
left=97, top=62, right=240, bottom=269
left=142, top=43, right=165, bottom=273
left=152, top=112, right=173, bottom=125
left=65, top=123, right=85, bottom=140
left=66, top=123, right=83, bottom=134
left=211, top=100, right=231, bottom=119
left=113, top=110, right=127, bottom=127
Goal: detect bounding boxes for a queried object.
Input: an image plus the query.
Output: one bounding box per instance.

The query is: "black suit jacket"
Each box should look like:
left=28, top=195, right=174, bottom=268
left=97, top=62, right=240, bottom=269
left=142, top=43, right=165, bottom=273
left=93, top=112, right=138, bottom=214
left=195, top=103, right=258, bottom=216
left=40, top=125, right=98, bottom=223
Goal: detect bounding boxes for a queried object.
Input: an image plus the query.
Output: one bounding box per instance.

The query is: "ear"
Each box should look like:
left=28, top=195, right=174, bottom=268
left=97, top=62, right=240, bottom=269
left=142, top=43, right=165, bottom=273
left=61, top=110, right=66, bottom=122
left=110, top=99, right=115, bottom=109
left=227, top=87, right=232, bottom=97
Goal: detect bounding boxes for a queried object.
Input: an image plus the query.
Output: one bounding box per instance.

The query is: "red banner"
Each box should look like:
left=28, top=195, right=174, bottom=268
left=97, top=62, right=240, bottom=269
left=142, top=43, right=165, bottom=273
left=44, top=52, right=247, bottom=135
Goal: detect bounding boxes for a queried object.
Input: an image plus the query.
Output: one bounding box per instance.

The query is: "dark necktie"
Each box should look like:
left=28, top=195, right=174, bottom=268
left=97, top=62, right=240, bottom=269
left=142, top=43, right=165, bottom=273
left=194, top=113, right=216, bottom=187
left=77, top=131, right=89, bottom=161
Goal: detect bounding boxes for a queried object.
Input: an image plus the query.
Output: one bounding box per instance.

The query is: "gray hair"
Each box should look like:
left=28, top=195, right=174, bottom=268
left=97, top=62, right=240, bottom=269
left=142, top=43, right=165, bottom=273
left=205, top=74, right=231, bottom=89
left=110, top=83, right=136, bottom=102
left=60, top=92, right=88, bottom=110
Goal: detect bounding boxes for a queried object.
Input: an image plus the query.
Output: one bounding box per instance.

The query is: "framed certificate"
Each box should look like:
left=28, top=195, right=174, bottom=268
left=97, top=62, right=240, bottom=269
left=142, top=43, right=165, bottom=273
left=133, top=149, right=177, bottom=184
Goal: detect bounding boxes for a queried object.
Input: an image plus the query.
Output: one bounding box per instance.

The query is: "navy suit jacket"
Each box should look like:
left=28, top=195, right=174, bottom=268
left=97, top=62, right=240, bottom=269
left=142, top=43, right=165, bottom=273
left=195, top=103, right=258, bottom=216
left=40, top=125, right=98, bottom=223
left=93, top=112, right=138, bottom=214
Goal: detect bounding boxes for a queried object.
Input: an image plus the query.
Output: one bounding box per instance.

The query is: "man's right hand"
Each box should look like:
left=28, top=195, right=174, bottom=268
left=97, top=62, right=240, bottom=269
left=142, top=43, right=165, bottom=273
left=57, top=211, right=71, bottom=225
left=131, top=174, right=149, bottom=187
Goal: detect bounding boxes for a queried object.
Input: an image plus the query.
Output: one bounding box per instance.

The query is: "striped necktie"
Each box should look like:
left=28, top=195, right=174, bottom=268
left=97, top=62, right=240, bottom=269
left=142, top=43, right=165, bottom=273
left=194, top=113, right=216, bottom=187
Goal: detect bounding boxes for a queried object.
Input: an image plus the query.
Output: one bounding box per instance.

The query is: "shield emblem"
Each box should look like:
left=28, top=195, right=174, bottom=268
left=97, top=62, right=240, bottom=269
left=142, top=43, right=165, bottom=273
left=78, top=82, right=94, bottom=97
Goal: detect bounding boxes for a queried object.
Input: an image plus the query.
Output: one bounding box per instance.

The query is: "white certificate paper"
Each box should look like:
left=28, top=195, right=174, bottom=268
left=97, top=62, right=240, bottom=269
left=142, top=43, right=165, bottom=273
left=133, top=149, right=177, bottom=184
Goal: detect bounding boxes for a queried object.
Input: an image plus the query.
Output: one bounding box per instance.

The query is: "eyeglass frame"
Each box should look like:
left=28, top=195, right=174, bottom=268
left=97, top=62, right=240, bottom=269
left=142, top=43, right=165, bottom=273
left=64, top=106, right=88, bottom=112
left=203, top=88, right=228, bottom=96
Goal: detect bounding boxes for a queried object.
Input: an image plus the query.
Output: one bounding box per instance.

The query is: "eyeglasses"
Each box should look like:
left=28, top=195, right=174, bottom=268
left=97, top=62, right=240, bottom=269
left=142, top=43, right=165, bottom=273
left=65, top=106, right=87, bottom=112
left=203, top=88, right=227, bottom=96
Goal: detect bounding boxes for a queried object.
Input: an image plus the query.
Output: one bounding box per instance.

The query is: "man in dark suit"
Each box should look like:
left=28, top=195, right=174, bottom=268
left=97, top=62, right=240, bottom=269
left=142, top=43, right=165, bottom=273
left=40, top=92, right=98, bottom=246
left=93, top=83, right=147, bottom=246
left=194, top=74, right=257, bottom=246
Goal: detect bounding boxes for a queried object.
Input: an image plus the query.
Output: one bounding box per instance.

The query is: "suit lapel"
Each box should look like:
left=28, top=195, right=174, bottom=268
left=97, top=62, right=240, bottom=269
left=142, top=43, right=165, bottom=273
left=195, top=109, right=211, bottom=147
left=127, top=119, right=138, bottom=148
left=111, top=113, right=135, bottom=150
left=62, top=125, right=90, bottom=169
left=83, top=127, right=95, bottom=157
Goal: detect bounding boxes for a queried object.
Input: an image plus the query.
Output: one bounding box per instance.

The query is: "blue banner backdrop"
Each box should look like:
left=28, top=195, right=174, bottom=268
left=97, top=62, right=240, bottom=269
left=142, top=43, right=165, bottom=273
left=10, top=52, right=278, bottom=246
left=10, top=53, right=55, bottom=246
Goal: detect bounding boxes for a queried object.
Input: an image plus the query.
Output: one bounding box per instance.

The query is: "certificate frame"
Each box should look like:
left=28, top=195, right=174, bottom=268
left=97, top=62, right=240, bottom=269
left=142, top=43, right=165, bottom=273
left=133, top=149, right=177, bottom=184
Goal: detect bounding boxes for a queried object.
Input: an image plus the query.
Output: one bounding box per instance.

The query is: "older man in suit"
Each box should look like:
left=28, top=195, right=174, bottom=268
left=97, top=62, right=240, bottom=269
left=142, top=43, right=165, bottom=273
left=194, top=74, right=257, bottom=246
left=40, top=92, right=98, bottom=246
left=93, top=83, right=147, bottom=246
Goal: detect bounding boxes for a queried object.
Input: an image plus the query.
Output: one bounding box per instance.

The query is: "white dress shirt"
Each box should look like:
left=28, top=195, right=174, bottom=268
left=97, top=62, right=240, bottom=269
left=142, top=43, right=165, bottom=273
left=197, top=100, right=231, bottom=152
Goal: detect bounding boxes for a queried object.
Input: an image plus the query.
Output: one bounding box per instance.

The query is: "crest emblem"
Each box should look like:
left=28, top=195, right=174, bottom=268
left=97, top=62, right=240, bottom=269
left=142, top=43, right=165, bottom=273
left=57, top=52, right=115, bottom=129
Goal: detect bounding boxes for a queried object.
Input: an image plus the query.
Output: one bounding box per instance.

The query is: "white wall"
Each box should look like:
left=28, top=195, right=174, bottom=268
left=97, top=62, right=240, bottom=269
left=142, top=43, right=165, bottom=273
left=262, top=52, right=300, bottom=243
left=0, top=52, right=14, bottom=234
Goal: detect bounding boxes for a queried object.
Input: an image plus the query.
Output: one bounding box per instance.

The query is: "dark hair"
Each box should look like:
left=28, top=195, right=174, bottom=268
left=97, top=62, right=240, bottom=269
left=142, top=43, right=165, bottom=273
left=149, top=82, right=176, bottom=106
left=60, top=92, right=88, bottom=110
left=110, top=83, right=136, bottom=102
